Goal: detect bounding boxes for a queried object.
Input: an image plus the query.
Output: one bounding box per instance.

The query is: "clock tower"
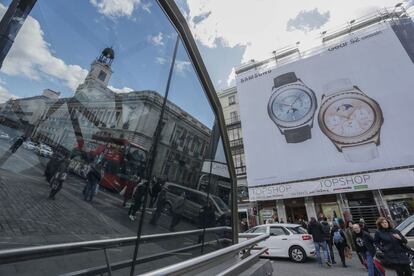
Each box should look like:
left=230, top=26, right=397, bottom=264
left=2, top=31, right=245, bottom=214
left=84, top=47, right=114, bottom=87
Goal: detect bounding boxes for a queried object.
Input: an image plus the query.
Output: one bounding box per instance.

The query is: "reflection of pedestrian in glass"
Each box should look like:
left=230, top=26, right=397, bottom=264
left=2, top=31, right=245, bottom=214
left=45, top=153, right=60, bottom=182
left=148, top=176, right=161, bottom=208
left=48, top=156, right=69, bottom=200
left=149, top=186, right=167, bottom=225
left=9, top=135, right=25, bottom=153
left=83, top=165, right=100, bottom=202
left=169, top=192, right=186, bottom=232
left=122, top=175, right=137, bottom=207
left=128, top=177, right=144, bottom=221
left=198, top=200, right=216, bottom=243
left=119, top=158, right=129, bottom=206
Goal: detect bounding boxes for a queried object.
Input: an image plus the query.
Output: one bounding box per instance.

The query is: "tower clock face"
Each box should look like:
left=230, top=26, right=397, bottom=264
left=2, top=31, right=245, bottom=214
left=98, top=70, right=107, bottom=82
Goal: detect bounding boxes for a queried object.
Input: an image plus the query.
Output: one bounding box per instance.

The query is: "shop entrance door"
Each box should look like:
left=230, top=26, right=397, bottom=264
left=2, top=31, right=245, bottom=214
left=347, top=192, right=380, bottom=230
left=284, top=198, right=308, bottom=223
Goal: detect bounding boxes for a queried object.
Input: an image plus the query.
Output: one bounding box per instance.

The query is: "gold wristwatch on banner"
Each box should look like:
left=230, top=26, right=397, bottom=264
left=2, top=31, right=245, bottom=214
left=318, top=79, right=384, bottom=162
left=267, top=72, right=318, bottom=143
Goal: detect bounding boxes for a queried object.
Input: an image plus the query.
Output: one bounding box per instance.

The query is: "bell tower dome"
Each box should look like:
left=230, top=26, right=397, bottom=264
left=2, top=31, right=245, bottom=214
left=85, top=47, right=114, bottom=87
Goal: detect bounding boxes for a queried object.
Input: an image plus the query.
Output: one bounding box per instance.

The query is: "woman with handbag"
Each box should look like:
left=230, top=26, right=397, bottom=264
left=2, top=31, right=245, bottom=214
left=374, top=217, right=412, bottom=276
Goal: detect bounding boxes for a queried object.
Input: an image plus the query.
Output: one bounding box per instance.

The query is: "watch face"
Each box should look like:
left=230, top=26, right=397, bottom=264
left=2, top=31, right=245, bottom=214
left=271, top=88, right=312, bottom=122
left=324, top=98, right=375, bottom=137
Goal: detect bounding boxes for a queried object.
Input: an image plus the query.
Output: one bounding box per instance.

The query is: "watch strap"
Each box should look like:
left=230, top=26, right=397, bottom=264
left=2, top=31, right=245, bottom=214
left=342, top=142, right=379, bottom=162
left=323, top=79, right=353, bottom=95
left=273, top=72, right=298, bottom=88
left=284, top=125, right=311, bottom=143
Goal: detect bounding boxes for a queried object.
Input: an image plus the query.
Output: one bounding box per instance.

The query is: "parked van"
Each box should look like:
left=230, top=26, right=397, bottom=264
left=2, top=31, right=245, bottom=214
left=163, top=182, right=231, bottom=226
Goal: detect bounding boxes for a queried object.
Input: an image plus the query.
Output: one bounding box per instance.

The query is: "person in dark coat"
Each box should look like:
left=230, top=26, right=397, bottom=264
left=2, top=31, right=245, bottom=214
left=321, top=217, right=335, bottom=264
left=331, top=223, right=349, bottom=267
left=308, top=217, right=331, bottom=267
left=169, top=192, right=186, bottom=232
left=128, top=177, right=145, bottom=221
left=359, top=218, right=370, bottom=232
left=353, top=223, right=376, bottom=276
left=83, top=165, right=101, bottom=202
left=148, top=176, right=161, bottom=208
left=149, top=186, right=167, bottom=226
left=45, top=153, right=61, bottom=182
left=374, top=217, right=412, bottom=276
left=198, top=201, right=216, bottom=243
left=122, top=177, right=137, bottom=207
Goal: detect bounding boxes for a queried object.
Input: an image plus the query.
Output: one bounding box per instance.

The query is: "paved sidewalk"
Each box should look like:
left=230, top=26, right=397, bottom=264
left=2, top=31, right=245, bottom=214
left=0, top=169, right=134, bottom=249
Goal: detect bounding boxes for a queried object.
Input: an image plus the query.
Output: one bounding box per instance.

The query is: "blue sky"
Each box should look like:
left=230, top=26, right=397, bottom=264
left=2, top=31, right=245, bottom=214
left=0, top=0, right=410, bottom=128
left=0, top=0, right=215, bottom=128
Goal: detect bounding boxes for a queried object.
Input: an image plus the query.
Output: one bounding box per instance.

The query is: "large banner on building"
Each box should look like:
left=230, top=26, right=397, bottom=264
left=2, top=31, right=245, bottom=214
left=236, top=19, right=414, bottom=189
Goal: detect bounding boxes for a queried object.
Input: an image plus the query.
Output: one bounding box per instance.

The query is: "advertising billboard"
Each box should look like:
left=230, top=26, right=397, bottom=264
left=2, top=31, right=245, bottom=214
left=236, top=19, right=414, bottom=196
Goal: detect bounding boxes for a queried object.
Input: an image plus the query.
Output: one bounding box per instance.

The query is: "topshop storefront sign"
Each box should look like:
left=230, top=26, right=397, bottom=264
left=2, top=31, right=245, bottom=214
left=248, top=168, right=414, bottom=201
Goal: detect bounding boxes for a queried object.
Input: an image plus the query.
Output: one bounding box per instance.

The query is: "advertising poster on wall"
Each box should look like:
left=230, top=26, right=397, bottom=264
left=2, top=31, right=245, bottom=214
left=236, top=18, right=414, bottom=200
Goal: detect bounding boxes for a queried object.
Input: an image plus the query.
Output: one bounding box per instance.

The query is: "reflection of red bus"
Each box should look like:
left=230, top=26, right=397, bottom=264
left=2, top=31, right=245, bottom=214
left=91, top=135, right=148, bottom=191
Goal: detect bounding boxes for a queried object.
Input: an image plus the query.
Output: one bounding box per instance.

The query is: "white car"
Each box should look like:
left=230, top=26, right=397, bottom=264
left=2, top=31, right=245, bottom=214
left=239, top=223, right=315, bottom=263
left=38, top=144, right=53, bottom=157
left=23, top=141, right=37, bottom=150
left=0, top=132, right=10, bottom=140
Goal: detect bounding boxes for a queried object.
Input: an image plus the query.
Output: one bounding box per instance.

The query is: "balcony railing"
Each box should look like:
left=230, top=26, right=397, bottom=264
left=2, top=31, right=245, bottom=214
left=225, top=116, right=240, bottom=126
left=235, top=166, right=246, bottom=175
left=229, top=138, right=243, bottom=148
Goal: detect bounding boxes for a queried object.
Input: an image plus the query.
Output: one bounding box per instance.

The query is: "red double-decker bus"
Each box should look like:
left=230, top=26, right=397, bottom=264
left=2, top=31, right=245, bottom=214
left=90, top=134, right=148, bottom=191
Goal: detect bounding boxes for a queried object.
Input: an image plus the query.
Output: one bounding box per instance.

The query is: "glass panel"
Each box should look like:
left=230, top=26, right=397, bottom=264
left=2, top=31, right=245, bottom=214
left=0, top=1, right=234, bottom=275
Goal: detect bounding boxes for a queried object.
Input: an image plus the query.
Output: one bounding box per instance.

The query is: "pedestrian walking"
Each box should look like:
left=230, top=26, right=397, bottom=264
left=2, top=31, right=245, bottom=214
left=83, top=165, right=100, bottom=202
left=360, top=218, right=370, bottom=232
left=169, top=192, right=186, bottom=232
left=321, top=217, right=336, bottom=264
left=308, top=217, right=332, bottom=267
left=331, top=223, right=349, bottom=267
left=48, top=156, right=69, bottom=200
left=128, top=177, right=145, bottom=221
left=149, top=186, right=167, bottom=226
left=198, top=201, right=216, bottom=243
left=148, top=176, right=161, bottom=208
left=121, top=176, right=137, bottom=207
left=45, top=153, right=60, bottom=182
left=345, top=220, right=356, bottom=251
left=352, top=223, right=376, bottom=276
left=374, top=217, right=412, bottom=276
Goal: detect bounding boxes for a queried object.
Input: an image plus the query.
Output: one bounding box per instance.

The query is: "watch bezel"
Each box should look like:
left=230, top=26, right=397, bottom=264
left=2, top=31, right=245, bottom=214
left=267, top=83, right=317, bottom=128
left=318, top=90, right=383, bottom=145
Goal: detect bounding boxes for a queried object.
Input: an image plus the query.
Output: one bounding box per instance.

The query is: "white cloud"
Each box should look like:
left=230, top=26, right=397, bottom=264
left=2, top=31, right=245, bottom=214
left=108, top=85, right=134, bottom=93
left=148, top=32, right=164, bottom=46
left=155, top=57, right=167, bottom=64
left=0, top=84, right=17, bottom=103
left=90, top=0, right=141, bottom=18
left=0, top=4, right=88, bottom=91
left=184, top=0, right=403, bottom=85
left=142, top=2, right=152, bottom=13
left=174, top=60, right=192, bottom=75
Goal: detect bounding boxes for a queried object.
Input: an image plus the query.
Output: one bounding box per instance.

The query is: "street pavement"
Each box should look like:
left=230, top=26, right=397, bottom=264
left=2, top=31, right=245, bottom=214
left=0, top=140, right=222, bottom=275
left=270, top=250, right=398, bottom=276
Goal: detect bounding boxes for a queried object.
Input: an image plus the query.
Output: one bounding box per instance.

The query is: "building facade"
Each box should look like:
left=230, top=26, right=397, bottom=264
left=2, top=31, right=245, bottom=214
left=221, top=86, right=414, bottom=229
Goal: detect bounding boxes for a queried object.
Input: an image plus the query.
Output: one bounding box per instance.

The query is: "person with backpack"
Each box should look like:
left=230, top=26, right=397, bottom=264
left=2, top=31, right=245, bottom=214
left=321, top=217, right=336, bottom=264
left=353, top=223, right=377, bottom=276
left=331, top=222, right=349, bottom=267
left=308, top=217, right=332, bottom=267
left=374, top=217, right=412, bottom=276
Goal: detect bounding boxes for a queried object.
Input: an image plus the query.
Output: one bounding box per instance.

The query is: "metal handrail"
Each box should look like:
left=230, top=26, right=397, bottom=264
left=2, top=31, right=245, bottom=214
left=139, top=233, right=269, bottom=276
left=0, top=226, right=231, bottom=265
left=216, top=247, right=269, bottom=276
left=60, top=239, right=225, bottom=276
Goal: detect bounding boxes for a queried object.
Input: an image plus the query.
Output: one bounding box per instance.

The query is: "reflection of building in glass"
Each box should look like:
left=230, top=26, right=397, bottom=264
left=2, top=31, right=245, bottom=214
left=6, top=48, right=211, bottom=186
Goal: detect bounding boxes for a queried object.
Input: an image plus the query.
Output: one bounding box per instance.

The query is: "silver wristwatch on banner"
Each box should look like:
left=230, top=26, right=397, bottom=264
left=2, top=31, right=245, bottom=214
left=267, top=72, right=318, bottom=143
left=318, top=79, right=384, bottom=162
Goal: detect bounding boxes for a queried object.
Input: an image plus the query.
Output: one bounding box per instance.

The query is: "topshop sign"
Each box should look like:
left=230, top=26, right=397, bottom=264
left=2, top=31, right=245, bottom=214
left=248, top=168, right=414, bottom=201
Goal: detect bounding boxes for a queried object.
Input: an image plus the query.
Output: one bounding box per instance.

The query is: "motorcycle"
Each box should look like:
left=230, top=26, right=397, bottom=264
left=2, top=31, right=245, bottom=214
left=48, top=171, right=67, bottom=199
